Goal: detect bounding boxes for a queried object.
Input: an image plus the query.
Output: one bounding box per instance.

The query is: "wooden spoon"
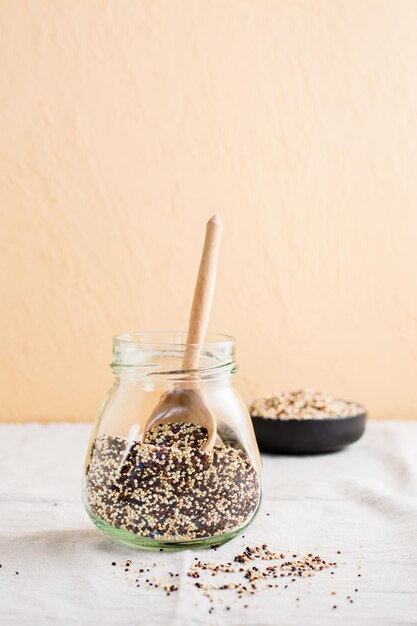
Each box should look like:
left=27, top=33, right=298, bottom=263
left=140, top=214, right=223, bottom=452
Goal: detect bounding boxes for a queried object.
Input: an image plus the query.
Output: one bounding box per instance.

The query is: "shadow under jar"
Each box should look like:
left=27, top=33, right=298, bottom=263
left=83, top=331, right=262, bottom=550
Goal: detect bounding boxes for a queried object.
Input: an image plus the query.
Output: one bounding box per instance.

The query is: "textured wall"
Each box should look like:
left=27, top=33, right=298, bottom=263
left=1, top=0, right=417, bottom=422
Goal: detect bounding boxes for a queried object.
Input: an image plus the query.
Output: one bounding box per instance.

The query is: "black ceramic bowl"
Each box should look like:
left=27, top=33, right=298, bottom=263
left=251, top=411, right=367, bottom=455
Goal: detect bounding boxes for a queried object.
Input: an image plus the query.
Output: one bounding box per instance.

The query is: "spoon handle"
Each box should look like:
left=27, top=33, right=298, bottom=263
left=183, top=214, right=223, bottom=371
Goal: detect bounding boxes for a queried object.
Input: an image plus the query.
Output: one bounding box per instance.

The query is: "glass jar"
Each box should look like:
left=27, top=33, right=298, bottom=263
left=83, top=331, right=262, bottom=550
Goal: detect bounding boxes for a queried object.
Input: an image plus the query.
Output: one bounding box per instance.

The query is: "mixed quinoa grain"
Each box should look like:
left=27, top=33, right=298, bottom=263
left=249, top=390, right=364, bottom=420
left=111, top=544, right=362, bottom=614
left=85, top=423, right=260, bottom=541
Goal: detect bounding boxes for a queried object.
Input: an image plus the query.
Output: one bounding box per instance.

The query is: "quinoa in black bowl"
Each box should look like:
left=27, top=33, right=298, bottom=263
left=249, top=390, right=367, bottom=455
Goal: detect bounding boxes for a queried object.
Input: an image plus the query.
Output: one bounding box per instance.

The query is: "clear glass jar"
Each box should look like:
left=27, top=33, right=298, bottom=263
left=83, top=331, right=262, bottom=550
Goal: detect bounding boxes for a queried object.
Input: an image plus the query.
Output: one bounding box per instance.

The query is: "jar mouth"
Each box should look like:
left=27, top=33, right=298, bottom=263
left=114, top=330, right=235, bottom=349
left=112, top=331, right=236, bottom=379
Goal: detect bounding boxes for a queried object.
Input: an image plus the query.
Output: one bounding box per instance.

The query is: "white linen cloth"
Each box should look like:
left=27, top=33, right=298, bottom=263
left=0, top=421, right=416, bottom=626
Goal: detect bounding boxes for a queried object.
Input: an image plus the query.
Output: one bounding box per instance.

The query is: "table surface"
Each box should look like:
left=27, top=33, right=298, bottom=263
left=1, top=421, right=416, bottom=626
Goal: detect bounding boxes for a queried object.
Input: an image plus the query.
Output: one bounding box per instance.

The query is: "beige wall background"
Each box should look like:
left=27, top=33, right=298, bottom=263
left=1, top=0, right=417, bottom=422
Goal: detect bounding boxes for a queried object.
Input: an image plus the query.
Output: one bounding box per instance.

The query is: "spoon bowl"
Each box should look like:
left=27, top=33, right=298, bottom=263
left=140, top=387, right=217, bottom=451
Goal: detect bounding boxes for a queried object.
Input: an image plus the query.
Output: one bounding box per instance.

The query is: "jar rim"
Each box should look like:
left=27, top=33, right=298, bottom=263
left=114, top=330, right=235, bottom=349
left=112, top=331, right=237, bottom=379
